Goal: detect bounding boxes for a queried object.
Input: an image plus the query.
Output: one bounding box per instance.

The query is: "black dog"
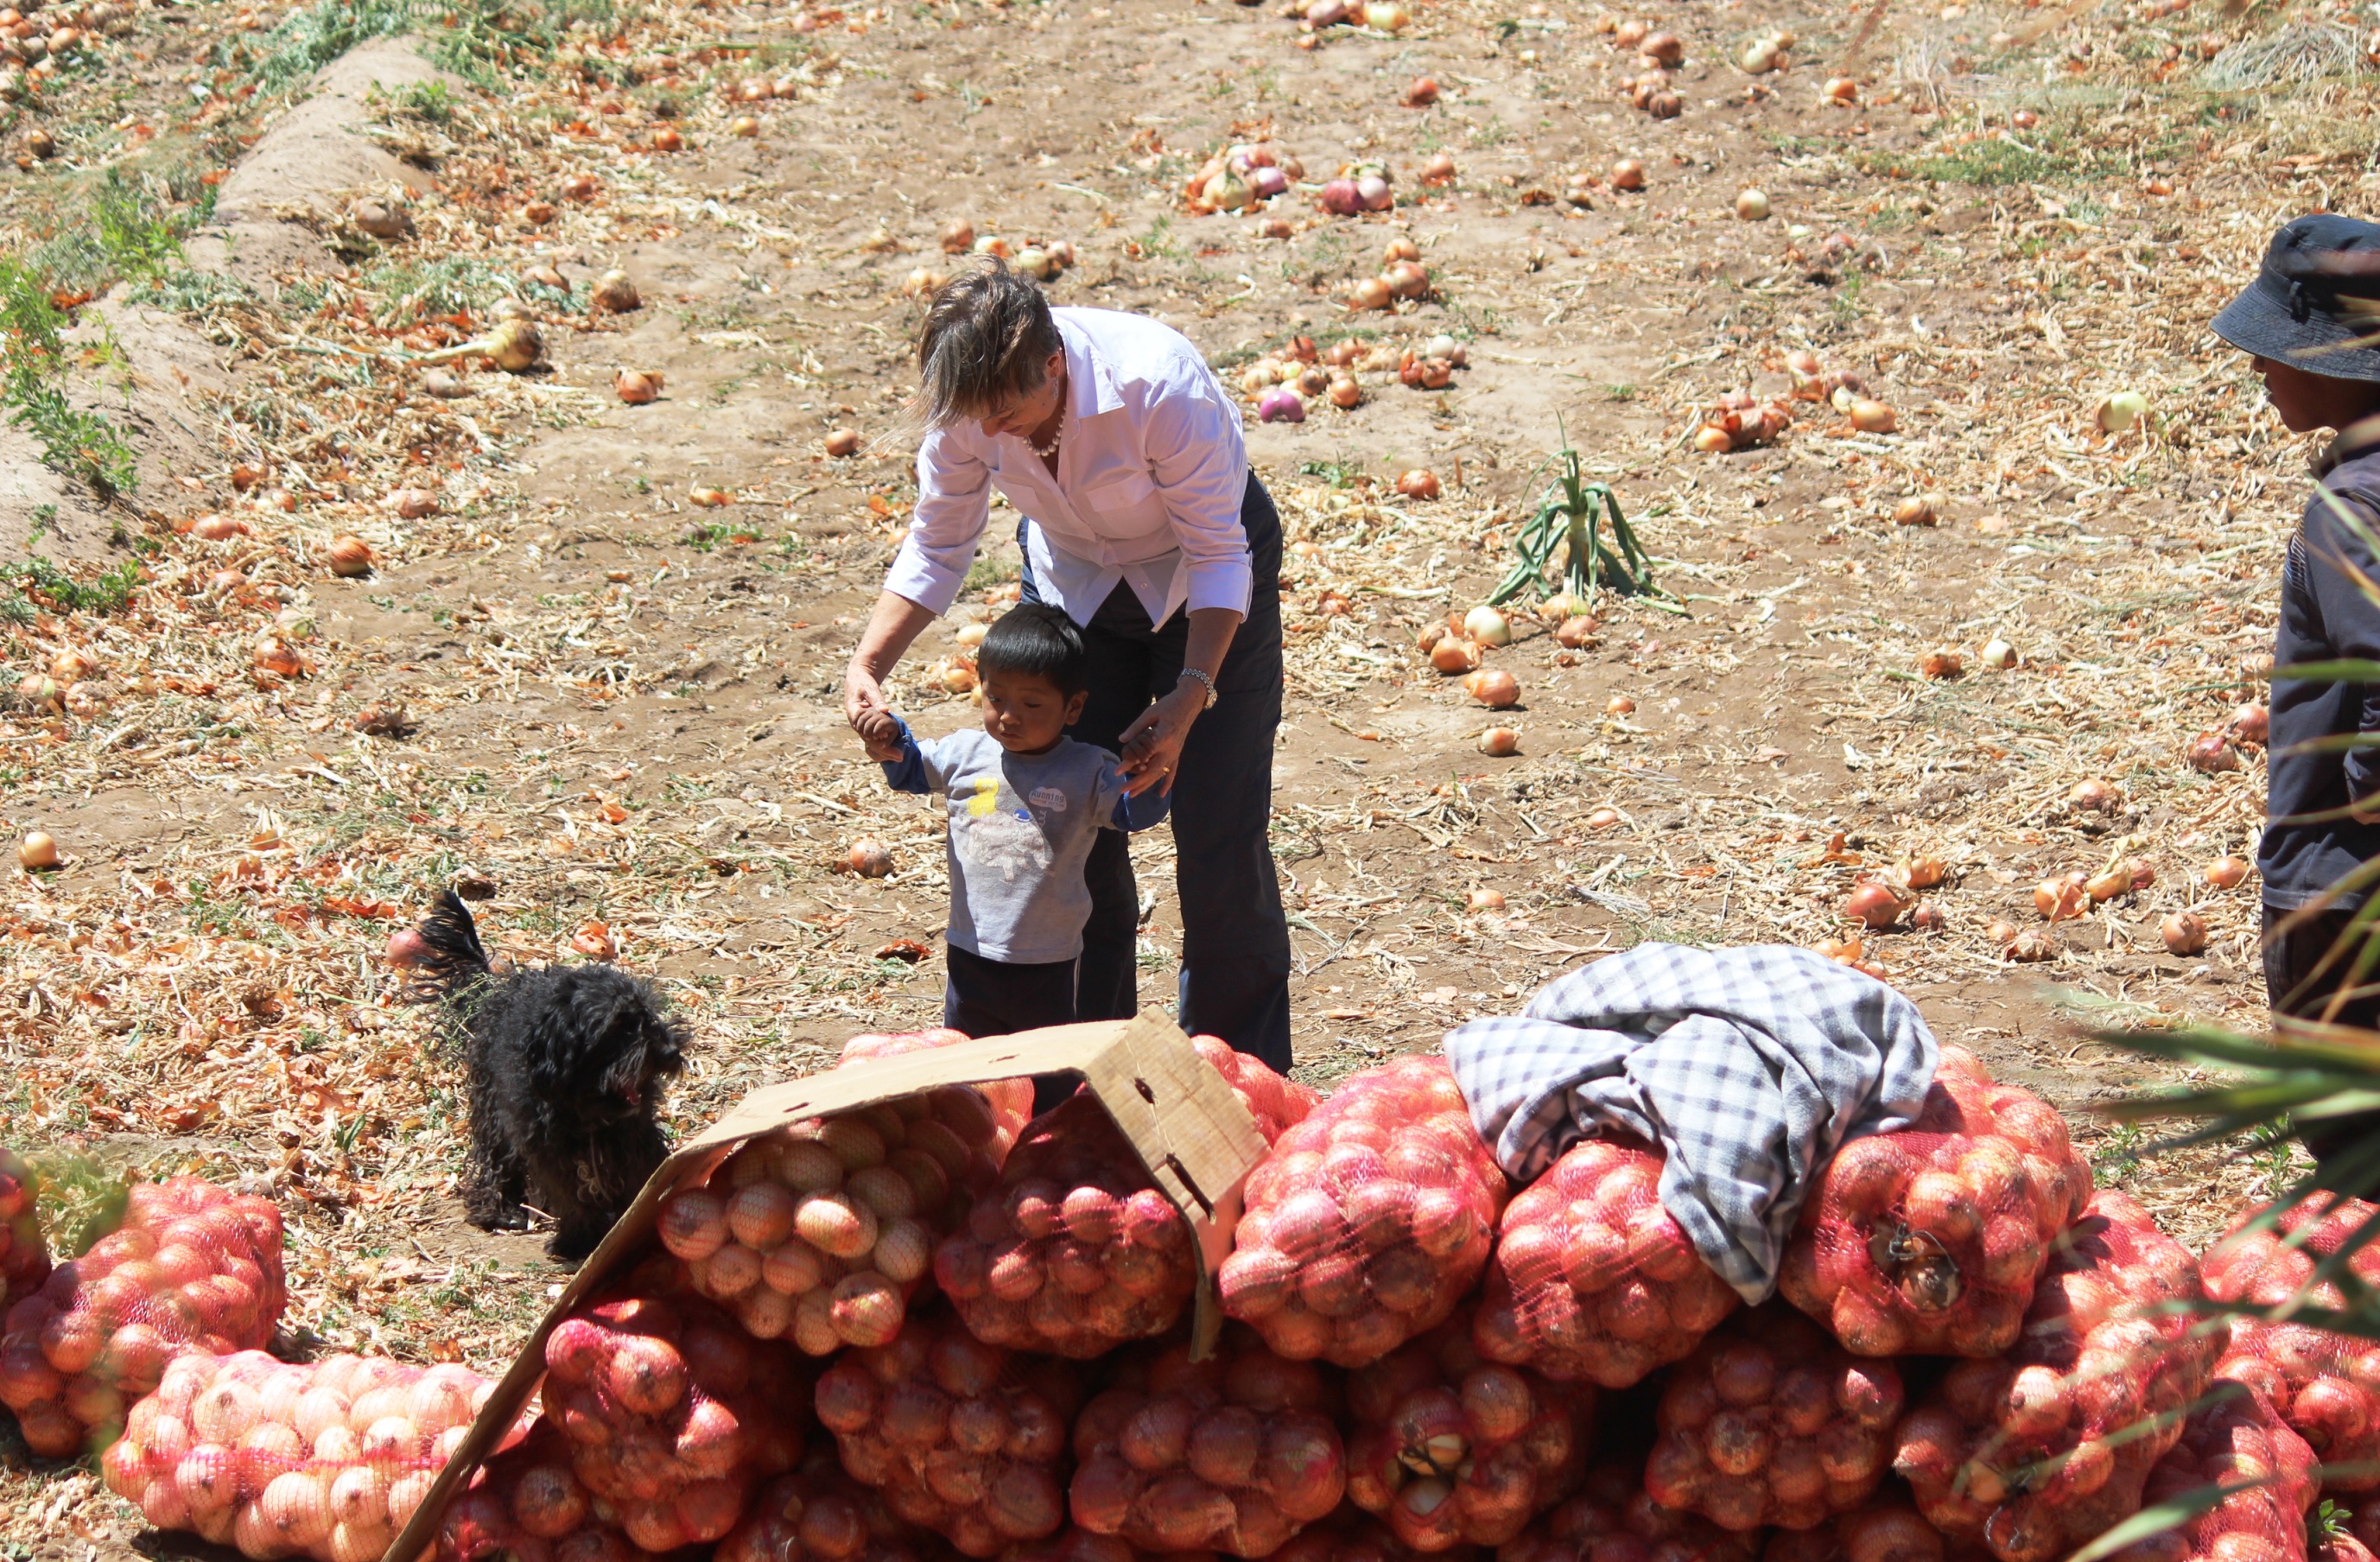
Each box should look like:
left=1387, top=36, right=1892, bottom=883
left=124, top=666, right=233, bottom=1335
left=403, top=892, right=686, bottom=1260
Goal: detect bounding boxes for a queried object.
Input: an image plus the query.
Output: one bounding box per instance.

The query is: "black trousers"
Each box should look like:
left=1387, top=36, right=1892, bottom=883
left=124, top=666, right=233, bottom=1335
left=942, top=943, right=1078, bottom=1038
left=1019, top=470, right=1293, bottom=1073
left=2266, top=905, right=2380, bottom=1191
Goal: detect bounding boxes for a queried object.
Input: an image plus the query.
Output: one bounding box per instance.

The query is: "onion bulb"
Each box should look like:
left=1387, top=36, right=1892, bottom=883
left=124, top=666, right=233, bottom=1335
left=1431, top=638, right=1481, bottom=674
left=1920, top=651, right=1963, bottom=680
left=730, top=115, right=759, bottom=137
left=1417, top=622, right=1447, bottom=652
left=1849, top=398, right=1896, bottom=433
left=1557, top=615, right=1598, bottom=649
left=1463, top=605, right=1512, bottom=646
left=2230, top=702, right=2269, bottom=745
left=326, top=536, right=372, bottom=578
left=1843, top=880, right=1907, bottom=930
left=592, top=270, right=641, bottom=314
left=1478, top=727, right=1520, bottom=757
left=1422, top=151, right=1457, bottom=184
left=387, top=487, right=441, bottom=519
left=941, top=219, right=974, bottom=254
left=1328, top=375, right=1361, bottom=409
left=2205, top=855, right=2251, bottom=889
left=1468, top=887, right=1507, bottom=911
left=1734, top=188, right=1771, bottom=221
left=2094, top=390, right=2148, bottom=434
left=1401, top=75, right=1439, bottom=106
left=1464, top=668, right=1520, bottom=708
left=2084, top=864, right=2131, bottom=903
left=1641, top=29, right=1683, bottom=62
left=1980, top=638, right=2016, bottom=670
left=1611, top=158, right=1647, bottom=190
left=1362, top=0, right=1410, bottom=30
left=1893, top=496, right=1938, bottom=526
left=2034, top=873, right=2088, bottom=921
left=16, top=673, right=60, bottom=712
left=845, top=839, right=894, bottom=878
left=1911, top=901, right=1945, bottom=930
left=1816, top=936, right=1861, bottom=963
left=1739, top=38, right=1781, bottom=72
left=2185, top=731, right=2239, bottom=774
left=1258, top=387, right=1306, bottom=423
left=1822, top=76, right=1857, bottom=103
left=1349, top=276, right=1393, bottom=311
left=1984, top=916, right=2019, bottom=945
left=1692, top=426, right=1733, bottom=454
left=1384, top=235, right=1422, bottom=264
left=2161, top=911, right=2208, bottom=956
left=2067, top=778, right=2118, bottom=812
left=50, top=647, right=94, bottom=681
left=1358, top=173, right=1394, bottom=210
left=2005, top=929, right=2058, bottom=963
left=422, top=317, right=543, bottom=373
left=1396, top=468, right=1441, bottom=500
left=1905, top=854, right=1947, bottom=890
left=1320, top=179, right=1363, bottom=216
left=825, top=428, right=863, bottom=458
left=17, top=831, right=58, bottom=871
left=1608, top=694, right=1635, bottom=715
left=616, top=369, right=663, bottom=404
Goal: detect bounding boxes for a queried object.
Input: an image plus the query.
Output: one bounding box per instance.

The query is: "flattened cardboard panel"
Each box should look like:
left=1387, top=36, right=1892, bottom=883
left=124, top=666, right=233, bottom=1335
left=384, top=1013, right=1266, bottom=1562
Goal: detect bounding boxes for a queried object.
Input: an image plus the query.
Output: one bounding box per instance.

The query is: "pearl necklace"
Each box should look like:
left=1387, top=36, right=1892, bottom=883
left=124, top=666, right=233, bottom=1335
left=1026, top=379, right=1066, bottom=457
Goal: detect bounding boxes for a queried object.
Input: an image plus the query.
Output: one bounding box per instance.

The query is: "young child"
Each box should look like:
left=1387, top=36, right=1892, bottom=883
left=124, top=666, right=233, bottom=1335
left=2214, top=214, right=2380, bottom=1182
left=857, top=601, right=1170, bottom=1038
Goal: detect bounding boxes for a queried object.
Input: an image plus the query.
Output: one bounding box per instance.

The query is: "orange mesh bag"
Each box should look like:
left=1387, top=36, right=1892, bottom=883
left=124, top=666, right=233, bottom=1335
left=660, top=1086, right=1008, bottom=1356
left=0, top=1146, right=46, bottom=1314
left=2200, top=1194, right=2380, bottom=1309
left=1500, top=1464, right=1764, bottom=1562
left=537, top=1286, right=810, bottom=1552
left=100, top=1347, right=509, bottom=1562
left=438, top=1419, right=657, bottom=1562
left=1760, top=1495, right=1952, bottom=1562
left=841, top=1030, right=1034, bottom=1161
left=1889, top=1190, right=2211, bottom=1562
left=1642, top=1303, right=1903, bottom=1532
left=1778, top=1048, right=2091, bottom=1358
left=0, top=1173, right=285, bottom=1457
left=1191, top=1035, right=1322, bottom=1145
left=1473, top=1140, right=1741, bottom=1389
left=2104, top=1384, right=2317, bottom=1562
left=720, top=1445, right=969, bottom=1562
left=815, top=1302, right=1081, bottom=1557
left=1220, top=1056, right=1507, bottom=1368
left=935, top=1094, right=1197, bottom=1358
left=1343, top=1307, right=1592, bottom=1550
left=1276, top=1500, right=1492, bottom=1562
left=1068, top=1329, right=1346, bottom=1556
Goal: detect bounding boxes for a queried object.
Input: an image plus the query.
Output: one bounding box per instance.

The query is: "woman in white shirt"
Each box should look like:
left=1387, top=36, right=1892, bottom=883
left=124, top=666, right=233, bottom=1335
left=843, top=264, right=1293, bottom=1071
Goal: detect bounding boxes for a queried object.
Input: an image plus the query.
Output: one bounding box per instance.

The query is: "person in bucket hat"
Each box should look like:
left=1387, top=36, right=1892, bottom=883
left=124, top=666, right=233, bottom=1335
left=2216, top=214, right=2380, bottom=1187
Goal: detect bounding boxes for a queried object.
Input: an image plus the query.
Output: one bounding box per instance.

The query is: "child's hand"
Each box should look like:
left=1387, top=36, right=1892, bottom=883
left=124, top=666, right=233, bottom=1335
left=857, top=706, right=905, bottom=761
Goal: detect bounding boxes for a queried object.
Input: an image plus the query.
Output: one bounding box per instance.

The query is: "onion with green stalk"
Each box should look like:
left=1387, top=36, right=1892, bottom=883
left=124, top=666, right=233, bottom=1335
left=1487, top=424, right=1670, bottom=613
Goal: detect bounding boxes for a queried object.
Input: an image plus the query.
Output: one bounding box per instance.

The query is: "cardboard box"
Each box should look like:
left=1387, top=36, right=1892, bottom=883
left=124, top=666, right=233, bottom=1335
left=387, top=1013, right=1269, bottom=1562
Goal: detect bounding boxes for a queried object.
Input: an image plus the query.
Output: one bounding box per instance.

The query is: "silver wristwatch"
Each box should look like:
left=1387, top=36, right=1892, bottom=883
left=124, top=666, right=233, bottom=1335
left=1177, top=667, right=1218, bottom=709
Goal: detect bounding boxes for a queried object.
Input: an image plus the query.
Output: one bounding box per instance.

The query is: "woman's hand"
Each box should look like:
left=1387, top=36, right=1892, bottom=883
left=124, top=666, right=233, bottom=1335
left=1118, top=683, right=1204, bottom=797
left=845, top=661, right=894, bottom=746
left=845, top=591, right=938, bottom=752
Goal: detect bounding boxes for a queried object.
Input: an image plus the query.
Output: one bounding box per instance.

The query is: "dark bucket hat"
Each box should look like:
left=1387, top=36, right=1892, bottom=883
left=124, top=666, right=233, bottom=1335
left=2214, top=213, right=2380, bottom=383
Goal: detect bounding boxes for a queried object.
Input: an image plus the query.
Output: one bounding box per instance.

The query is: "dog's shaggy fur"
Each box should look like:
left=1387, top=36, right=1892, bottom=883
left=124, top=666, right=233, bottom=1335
left=405, top=892, right=687, bottom=1260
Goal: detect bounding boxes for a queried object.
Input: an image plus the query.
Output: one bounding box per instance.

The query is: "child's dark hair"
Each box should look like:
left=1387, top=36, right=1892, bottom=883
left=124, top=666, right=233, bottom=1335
left=977, top=602, right=1088, bottom=696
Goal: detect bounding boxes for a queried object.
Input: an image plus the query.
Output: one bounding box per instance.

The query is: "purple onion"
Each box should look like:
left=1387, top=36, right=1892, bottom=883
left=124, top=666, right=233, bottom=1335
left=1258, top=388, right=1306, bottom=423
left=1357, top=174, right=1393, bottom=212
left=1252, top=166, right=1290, bottom=200
left=1319, top=178, right=1363, bottom=217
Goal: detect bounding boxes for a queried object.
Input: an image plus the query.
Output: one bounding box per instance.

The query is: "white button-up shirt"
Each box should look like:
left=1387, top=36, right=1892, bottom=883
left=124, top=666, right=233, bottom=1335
left=884, top=307, right=1252, bottom=630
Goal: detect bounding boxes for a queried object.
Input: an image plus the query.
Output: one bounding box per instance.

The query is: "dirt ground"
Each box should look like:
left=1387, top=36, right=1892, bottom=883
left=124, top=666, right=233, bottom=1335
left=0, top=0, right=2368, bottom=1541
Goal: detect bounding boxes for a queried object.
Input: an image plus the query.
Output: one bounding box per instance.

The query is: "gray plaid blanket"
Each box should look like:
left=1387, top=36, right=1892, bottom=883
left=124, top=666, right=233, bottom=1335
left=1444, top=943, right=1939, bottom=1303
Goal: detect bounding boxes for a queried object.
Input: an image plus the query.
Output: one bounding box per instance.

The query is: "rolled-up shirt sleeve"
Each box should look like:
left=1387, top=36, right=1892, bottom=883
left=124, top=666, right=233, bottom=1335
left=1141, top=371, right=1253, bottom=619
left=884, top=427, right=994, bottom=617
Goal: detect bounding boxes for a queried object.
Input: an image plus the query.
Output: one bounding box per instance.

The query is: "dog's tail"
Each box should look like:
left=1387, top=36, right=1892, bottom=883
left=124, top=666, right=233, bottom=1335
left=403, top=890, right=494, bottom=1003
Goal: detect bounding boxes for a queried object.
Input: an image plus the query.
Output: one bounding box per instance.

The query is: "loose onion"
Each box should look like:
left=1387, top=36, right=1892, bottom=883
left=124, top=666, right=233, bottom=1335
left=2034, top=873, right=2088, bottom=921
left=1984, top=916, right=2019, bottom=944
left=2068, top=778, right=2118, bottom=812
left=1610, top=158, right=1646, bottom=190
left=2161, top=911, right=2208, bottom=956
left=1893, top=496, right=1938, bottom=526
left=1641, top=29, right=1683, bottom=62
left=1464, top=668, right=1520, bottom=708
left=1478, top=727, right=1520, bottom=757
left=616, top=369, right=662, bottom=404
left=1349, top=276, right=1393, bottom=311
left=2005, top=929, right=2059, bottom=962
left=592, top=270, right=641, bottom=314
left=2185, top=731, right=2239, bottom=773
left=2205, top=855, right=2251, bottom=889
left=1849, top=398, right=1896, bottom=433
left=1912, top=901, right=1946, bottom=931
left=18, top=831, right=58, bottom=871
left=825, top=428, right=863, bottom=458
left=2094, top=390, right=2148, bottom=434
left=845, top=838, right=894, bottom=878
left=326, top=535, right=372, bottom=578
left=1906, top=854, right=1947, bottom=890
left=1607, top=694, right=1635, bottom=715
left=2231, top=702, right=2269, bottom=745
left=942, top=219, right=975, bottom=253
left=1396, top=468, right=1441, bottom=500
left=1980, top=637, right=2016, bottom=669
left=2084, top=864, right=2131, bottom=903
left=1463, top=605, right=1511, bottom=646
left=1422, top=151, right=1457, bottom=184
left=1735, top=188, right=1770, bottom=221
left=1821, top=75, right=1857, bottom=103
left=1843, top=880, right=1907, bottom=930
left=1920, top=651, right=1963, bottom=680
left=1401, top=75, right=1439, bottom=106
left=1430, top=638, right=1481, bottom=674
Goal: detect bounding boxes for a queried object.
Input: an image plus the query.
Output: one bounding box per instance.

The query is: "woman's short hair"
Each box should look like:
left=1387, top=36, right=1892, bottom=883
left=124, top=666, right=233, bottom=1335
left=977, top=601, right=1088, bottom=696
left=916, top=260, right=1063, bottom=429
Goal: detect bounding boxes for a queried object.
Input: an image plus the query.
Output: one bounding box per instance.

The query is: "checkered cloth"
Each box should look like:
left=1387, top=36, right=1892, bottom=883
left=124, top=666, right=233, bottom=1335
left=1444, top=943, right=1939, bottom=1303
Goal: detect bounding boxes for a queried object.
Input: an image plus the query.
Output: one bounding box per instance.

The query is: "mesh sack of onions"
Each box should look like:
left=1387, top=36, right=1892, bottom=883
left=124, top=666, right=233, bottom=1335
left=1777, top=1047, right=2090, bottom=1358
left=840, top=1029, right=1033, bottom=1162
left=1500, top=1464, right=1764, bottom=1562
left=1273, top=1502, right=1490, bottom=1562
left=0, top=1145, right=48, bottom=1311
left=537, top=1285, right=809, bottom=1552
left=719, top=1446, right=967, bottom=1562
left=438, top=1419, right=653, bottom=1562
left=1068, top=1328, right=1347, bottom=1556
left=98, top=1347, right=507, bottom=1562
left=660, top=1088, right=1005, bottom=1356
left=1343, top=1307, right=1591, bottom=1550
left=1891, top=1190, right=2212, bottom=1562
left=2211, top=1323, right=2380, bottom=1493
left=0, top=1174, right=286, bottom=1457
left=934, top=1093, right=1197, bottom=1359
left=1642, top=1303, right=1903, bottom=1533
left=1472, top=1140, right=1739, bottom=1389
left=2103, top=1383, right=2317, bottom=1562
left=1759, top=1495, right=1950, bottom=1562
left=2201, top=1192, right=2380, bottom=1307
left=1191, top=1033, right=1321, bottom=1145
left=1220, top=1056, right=1507, bottom=1368
left=814, top=1302, right=1081, bottom=1557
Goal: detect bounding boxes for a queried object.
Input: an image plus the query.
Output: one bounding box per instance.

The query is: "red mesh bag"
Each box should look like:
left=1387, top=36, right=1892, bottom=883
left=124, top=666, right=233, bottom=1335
left=0, top=1146, right=47, bottom=1315
left=1778, top=1048, right=2091, bottom=1358
left=1343, top=1308, right=1591, bottom=1549
left=537, top=1286, right=809, bottom=1552
left=101, top=1348, right=509, bottom=1562
left=1191, top=1034, right=1321, bottom=1145
left=935, top=1094, right=1196, bottom=1358
left=2200, top=1194, right=2380, bottom=1311
left=0, top=1173, right=284, bottom=1457
left=439, top=1419, right=654, bottom=1562
left=1500, top=1464, right=1764, bottom=1562
left=2104, top=1383, right=2317, bottom=1562
left=661, top=1087, right=1007, bottom=1356
left=1220, top=1057, right=1507, bottom=1368
left=841, top=1029, right=1034, bottom=1161
left=1889, top=1190, right=2210, bottom=1562
left=1643, top=1303, right=1903, bottom=1532
left=1473, top=1140, right=1740, bottom=1388
left=1275, top=1501, right=1492, bottom=1562
left=1068, top=1329, right=1346, bottom=1556
left=815, top=1302, right=1081, bottom=1556
left=719, top=1445, right=968, bottom=1562
left=1760, top=1495, right=1951, bottom=1562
